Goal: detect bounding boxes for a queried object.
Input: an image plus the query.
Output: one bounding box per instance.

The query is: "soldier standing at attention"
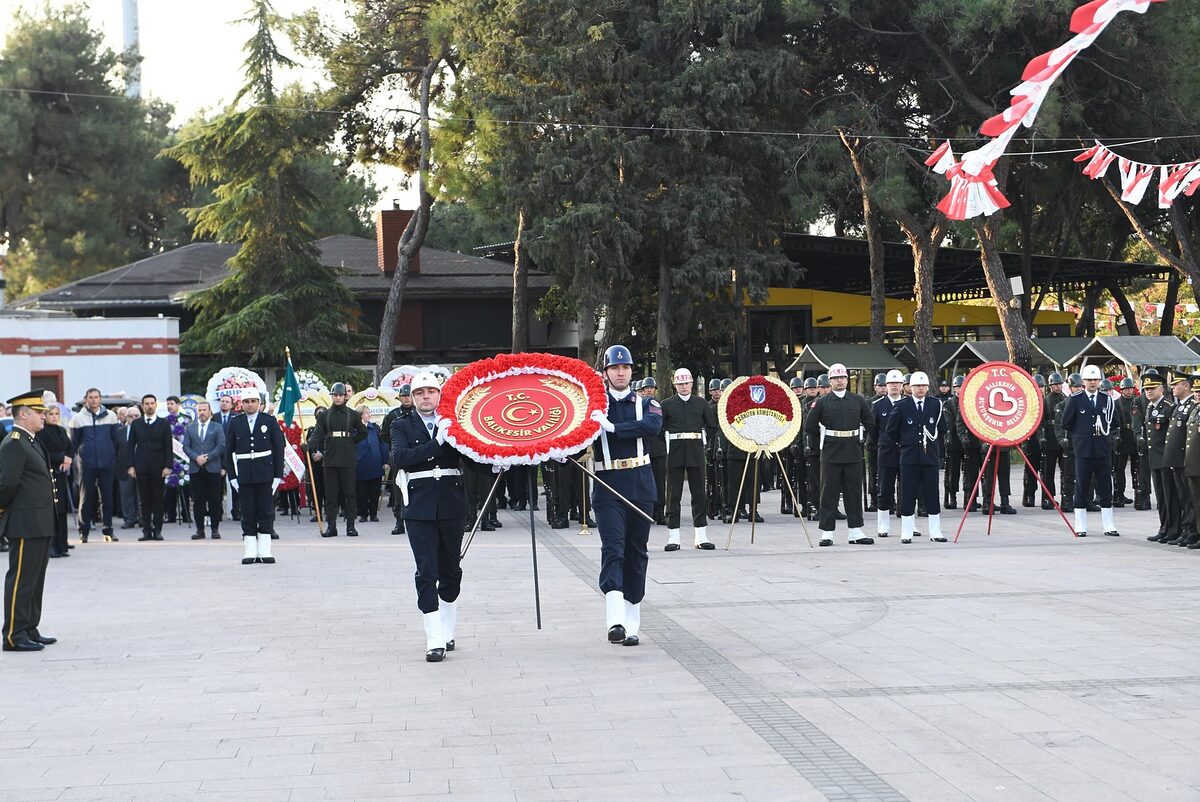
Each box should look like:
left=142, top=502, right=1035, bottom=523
left=640, top=377, right=668, bottom=525
left=1, top=392, right=58, bottom=652
left=308, top=382, right=367, bottom=537
left=869, top=370, right=904, bottom=538
left=382, top=384, right=415, bottom=535
left=1056, top=365, right=1119, bottom=537
left=1182, top=376, right=1200, bottom=549
left=591, top=345, right=662, bottom=646
left=1113, top=377, right=1138, bottom=508
left=865, top=372, right=887, bottom=513
left=1040, top=374, right=1071, bottom=511
left=803, top=363, right=874, bottom=547
left=661, top=368, right=717, bottom=551
left=225, top=391, right=286, bottom=564
left=1162, top=374, right=1196, bottom=546
left=1141, top=371, right=1177, bottom=543
left=942, top=375, right=965, bottom=510
left=887, top=372, right=948, bottom=543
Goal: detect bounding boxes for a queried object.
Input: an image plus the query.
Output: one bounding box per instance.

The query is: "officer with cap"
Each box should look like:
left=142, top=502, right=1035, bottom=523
left=936, top=377, right=952, bottom=402
left=803, top=363, right=874, bottom=546
left=1040, top=372, right=1073, bottom=511
left=1020, top=375, right=1047, bottom=507
left=225, top=389, right=286, bottom=564
left=706, top=379, right=726, bottom=521
left=865, top=372, right=888, bottom=513
left=661, top=368, right=717, bottom=551
left=639, top=377, right=667, bottom=525
left=1140, top=370, right=1177, bottom=542
left=1114, top=377, right=1139, bottom=508
left=1056, top=364, right=1119, bottom=537
left=868, top=369, right=904, bottom=537
left=887, top=372, right=948, bottom=542
left=1183, top=375, right=1200, bottom=548
left=308, top=382, right=368, bottom=537
left=782, top=378, right=807, bottom=517
left=381, top=383, right=416, bottom=535
left=800, top=377, right=821, bottom=520
left=1, top=391, right=57, bottom=651
left=816, top=374, right=830, bottom=397
left=590, top=344, right=662, bottom=646
left=391, top=371, right=467, bottom=662
left=1162, top=372, right=1196, bottom=545
left=942, top=375, right=966, bottom=510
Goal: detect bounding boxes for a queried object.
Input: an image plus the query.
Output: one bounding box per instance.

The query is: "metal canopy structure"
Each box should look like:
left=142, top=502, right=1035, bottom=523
left=1188, top=335, right=1200, bottom=357
left=1030, top=336, right=1091, bottom=369
left=892, top=343, right=961, bottom=372
left=781, top=234, right=1169, bottom=303
left=1062, top=336, right=1200, bottom=369
left=939, top=340, right=1052, bottom=374
left=785, top=344, right=905, bottom=374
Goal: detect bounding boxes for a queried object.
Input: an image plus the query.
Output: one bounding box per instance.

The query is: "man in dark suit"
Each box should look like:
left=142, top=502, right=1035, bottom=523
left=183, top=401, right=226, bottom=540
left=127, top=394, right=174, bottom=541
left=886, top=372, right=947, bottom=543
left=391, top=372, right=467, bottom=662
left=1, top=391, right=58, bottom=652
left=869, top=369, right=904, bottom=537
left=225, top=391, right=285, bottom=565
left=660, top=368, right=717, bottom=551
left=114, top=407, right=137, bottom=533
left=1056, top=364, right=1119, bottom=537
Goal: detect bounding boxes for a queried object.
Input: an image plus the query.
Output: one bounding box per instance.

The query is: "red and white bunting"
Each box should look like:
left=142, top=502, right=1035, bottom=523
left=928, top=0, right=1167, bottom=221
left=1073, top=141, right=1200, bottom=209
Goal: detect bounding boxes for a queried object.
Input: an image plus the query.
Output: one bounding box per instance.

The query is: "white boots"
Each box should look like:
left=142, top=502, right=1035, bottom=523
left=900, top=516, right=915, bottom=543
left=876, top=508, right=890, bottom=537
left=694, top=526, right=715, bottom=550
left=605, top=590, right=625, bottom=642
left=423, top=611, right=445, bottom=662
left=665, top=529, right=681, bottom=551
left=1075, top=508, right=1088, bottom=537
left=902, top=514, right=944, bottom=543
left=1101, top=507, right=1118, bottom=536
left=929, top=513, right=946, bottom=542
left=441, top=601, right=457, bottom=651
left=242, top=536, right=257, bottom=565
left=623, top=600, right=641, bottom=646
left=256, top=532, right=275, bottom=564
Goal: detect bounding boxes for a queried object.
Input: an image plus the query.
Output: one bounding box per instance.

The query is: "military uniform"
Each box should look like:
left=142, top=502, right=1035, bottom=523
left=1114, top=385, right=1139, bottom=507
left=865, top=376, right=887, bottom=512
left=802, top=372, right=874, bottom=546
left=886, top=388, right=947, bottom=542
left=226, top=402, right=286, bottom=563
left=381, top=397, right=414, bottom=534
left=942, top=380, right=965, bottom=509
left=1163, top=380, right=1195, bottom=545
left=661, top=389, right=717, bottom=549
left=1, top=394, right=58, bottom=651
left=956, top=402, right=984, bottom=511
left=1183, top=381, right=1200, bottom=548
left=1131, top=390, right=1153, bottom=509
left=705, top=382, right=727, bottom=521
left=1040, top=384, right=1075, bottom=511
left=307, top=399, right=368, bottom=536
left=1141, top=376, right=1177, bottom=542
left=869, top=392, right=902, bottom=536
left=1056, top=374, right=1119, bottom=536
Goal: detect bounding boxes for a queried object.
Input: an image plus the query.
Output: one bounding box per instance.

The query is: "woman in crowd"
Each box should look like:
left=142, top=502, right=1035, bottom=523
left=36, top=402, right=75, bottom=558
left=355, top=406, right=388, bottom=523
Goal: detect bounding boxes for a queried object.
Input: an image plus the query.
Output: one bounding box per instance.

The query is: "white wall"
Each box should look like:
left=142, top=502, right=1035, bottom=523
left=0, top=316, right=180, bottom=405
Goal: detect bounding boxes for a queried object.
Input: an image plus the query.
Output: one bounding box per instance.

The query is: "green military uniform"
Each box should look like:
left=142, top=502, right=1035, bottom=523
left=307, top=397, right=368, bottom=536
left=1114, top=385, right=1138, bottom=507
left=1163, top=380, right=1195, bottom=545
left=661, top=389, right=717, bottom=545
left=1140, top=372, right=1176, bottom=541
left=1184, top=379, right=1200, bottom=549
left=803, top=381, right=874, bottom=545
left=1, top=393, right=58, bottom=652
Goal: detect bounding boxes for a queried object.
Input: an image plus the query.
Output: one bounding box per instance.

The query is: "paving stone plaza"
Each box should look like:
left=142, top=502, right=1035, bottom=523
left=5, top=469, right=1200, bottom=802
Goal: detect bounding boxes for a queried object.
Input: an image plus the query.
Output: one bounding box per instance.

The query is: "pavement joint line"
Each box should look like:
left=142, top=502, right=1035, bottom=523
left=783, top=674, right=1200, bottom=698
left=536, top=522, right=909, bottom=802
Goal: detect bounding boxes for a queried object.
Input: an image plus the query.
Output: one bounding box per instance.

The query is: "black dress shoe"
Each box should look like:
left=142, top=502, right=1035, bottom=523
left=30, top=634, right=56, bottom=645
left=999, top=505, right=1017, bottom=515
left=608, top=625, right=626, bottom=643
left=2, top=639, right=43, bottom=652
left=696, top=542, right=715, bottom=550
left=321, top=529, right=338, bottom=538
left=819, top=538, right=833, bottom=547
left=752, top=513, right=764, bottom=523
left=1189, top=540, right=1200, bottom=549
left=513, top=500, right=527, bottom=512
left=369, top=515, right=379, bottom=522
left=1113, top=499, right=1125, bottom=508
left=106, top=533, right=118, bottom=542
left=1041, top=500, right=1054, bottom=510
left=664, top=543, right=680, bottom=552
left=1087, top=504, right=1101, bottom=513
left=944, top=500, right=957, bottom=510
left=212, top=532, right=221, bottom=539
left=137, top=534, right=153, bottom=541
left=242, top=557, right=257, bottom=565
left=49, top=550, right=64, bottom=558
left=152, top=534, right=164, bottom=541
left=445, top=639, right=455, bottom=652
left=80, top=532, right=90, bottom=543
left=346, top=528, right=359, bottom=537
left=260, top=555, right=276, bottom=564
left=623, top=635, right=640, bottom=646
left=481, top=522, right=495, bottom=532
left=931, top=536, right=948, bottom=543
left=1076, top=531, right=1087, bottom=537
left=849, top=536, right=875, bottom=545
left=391, top=524, right=404, bottom=535
left=489, top=517, right=503, bottom=528
left=865, top=504, right=877, bottom=513
left=1022, top=496, right=1035, bottom=508
left=192, top=532, right=205, bottom=540
left=1104, top=531, right=1120, bottom=537
left=426, top=647, right=445, bottom=662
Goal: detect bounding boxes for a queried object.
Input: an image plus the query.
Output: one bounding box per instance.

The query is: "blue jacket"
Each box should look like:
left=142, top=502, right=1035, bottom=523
left=886, top=395, right=944, bottom=466
left=355, top=422, right=388, bottom=481
left=594, top=390, right=662, bottom=505
left=182, top=418, right=226, bottom=475
left=390, top=412, right=466, bottom=521
left=1056, top=390, right=1116, bottom=459
left=69, top=407, right=121, bottom=470
left=869, top=395, right=902, bottom=468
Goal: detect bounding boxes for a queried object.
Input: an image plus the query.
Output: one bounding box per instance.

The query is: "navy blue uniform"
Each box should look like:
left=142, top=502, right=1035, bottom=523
left=391, top=413, right=467, bottom=614
left=594, top=390, right=662, bottom=604
left=887, top=396, right=944, bottom=516
left=225, top=412, right=285, bottom=536
left=1056, top=390, right=1116, bottom=508
left=869, top=396, right=901, bottom=512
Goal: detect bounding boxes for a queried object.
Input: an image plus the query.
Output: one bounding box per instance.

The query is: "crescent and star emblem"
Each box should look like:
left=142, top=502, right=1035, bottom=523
left=502, top=402, right=542, bottom=424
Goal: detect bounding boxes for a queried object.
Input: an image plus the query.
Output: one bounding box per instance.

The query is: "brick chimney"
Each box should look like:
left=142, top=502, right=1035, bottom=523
left=375, top=203, right=419, bottom=275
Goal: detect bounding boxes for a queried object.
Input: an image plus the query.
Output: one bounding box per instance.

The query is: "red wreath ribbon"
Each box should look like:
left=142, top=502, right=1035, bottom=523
left=722, top=375, right=795, bottom=422
left=438, top=353, right=608, bottom=466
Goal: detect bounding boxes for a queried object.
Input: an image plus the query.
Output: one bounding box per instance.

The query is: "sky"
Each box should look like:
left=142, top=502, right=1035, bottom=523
left=0, top=0, right=414, bottom=207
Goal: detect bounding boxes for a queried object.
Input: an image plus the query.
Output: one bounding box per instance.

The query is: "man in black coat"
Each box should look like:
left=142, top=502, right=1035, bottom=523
left=1056, top=365, right=1119, bottom=537
left=127, top=394, right=174, bottom=541
left=869, top=370, right=904, bottom=537
left=392, top=372, right=467, bottom=662
left=660, top=368, right=717, bottom=551
left=225, top=391, right=285, bottom=564
left=1, top=392, right=58, bottom=651
left=887, top=372, right=947, bottom=543
left=803, top=363, right=874, bottom=546
left=307, top=382, right=367, bottom=537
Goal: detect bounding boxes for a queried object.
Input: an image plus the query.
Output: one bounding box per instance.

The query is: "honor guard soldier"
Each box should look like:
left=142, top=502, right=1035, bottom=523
left=590, top=344, right=662, bottom=646
left=886, top=372, right=948, bottom=542
left=1, top=392, right=58, bottom=652
left=1131, top=377, right=1153, bottom=510
left=942, top=375, right=966, bottom=509
left=800, top=377, right=820, bottom=519
left=226, top=390, right=285, bottom=564
left=865, top=372, right=887, bottom=512
left=381, top=384, right=415, bottom=535
left=1140, top=371, right=1178, bottom=542
left=782, top=378, right=806, bottom=517
left=639, top=377, right=668, bottom=525
left=1020, top=375, right=1046, bottom=507
left=803, top=363, right=874, bottom=546
left=1114, top=377, right=1139, bottom=508
left=1056, top=365, right=1119, bottom=537
left=1040, top=373, right=1073, bottom=511
left=1162, top=374, right=1196, bottom=545
left=1182, top=377, right=1200, bottom=549
left=391, top=372, right=467, bottom=662
left=661, top=368, right=718, bottom=551
left=706, top=379, right=726, bottom=521
left=308, top=382, right=368, bottom=537
left=869, top=370, right=904, bottom=537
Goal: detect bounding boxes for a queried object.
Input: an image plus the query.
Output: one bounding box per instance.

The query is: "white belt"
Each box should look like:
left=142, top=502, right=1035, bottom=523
left=395, top=467, right=462, bottom=506
left=234, top=450, right=273, bottom=460
left=824, top=430, right=860, bottom=438
left=667, top=432, right=703, bottom=440
left=598, top=454, right=651, bottom=471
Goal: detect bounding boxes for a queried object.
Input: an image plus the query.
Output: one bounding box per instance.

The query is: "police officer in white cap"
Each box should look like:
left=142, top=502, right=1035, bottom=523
left=660, top=367, right=718, bottom=551
left=225, top=389, right=285, bottom=564
left=886, top=372, right=948, bottom=542
left=1056, top=364, right=1119, bottom=537
left=390, top=371, right=467, bottom=662
left=868, top=369, right=904, bottom=537
left=802, top=363, right=874, bottom=546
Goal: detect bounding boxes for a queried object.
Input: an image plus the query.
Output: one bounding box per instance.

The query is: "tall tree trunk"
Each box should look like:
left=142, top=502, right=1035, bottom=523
left=1161, top=273, right=1181, bottom=335
left=974, top=219, right=1033, bottom=370
left=375, top=57, right=439, bottom=382
left=838, top=131, right=886, bottom=344
left=511, top=206, right=528, bottom=353
left=1104, top=282, right=1140, bottom=336
left=655, top=242, right=671, bottom=394
left=896, top=217, right=946, bottom=378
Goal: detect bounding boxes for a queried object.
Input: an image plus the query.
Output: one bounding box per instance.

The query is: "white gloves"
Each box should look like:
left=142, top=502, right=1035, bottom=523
left=435, top=416, right=453, bottom=445
left=230, top=479, right=239, bottom=492
left=590, top=410, right=615, bottom=433
left=271, top=478, right=282, bottom=494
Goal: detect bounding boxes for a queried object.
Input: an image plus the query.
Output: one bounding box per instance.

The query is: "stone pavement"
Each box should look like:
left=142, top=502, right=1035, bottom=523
left=4, top=468, right=1200, bottom=802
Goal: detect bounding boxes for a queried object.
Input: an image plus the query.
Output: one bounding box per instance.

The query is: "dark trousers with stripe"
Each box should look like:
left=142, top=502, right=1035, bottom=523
left=4, top=538, right=51, bottom=646
left=1151, top=467, right=1179, bottom=537
left=596, top=499, right=651, bottom=604
left=1172, top=467, right=1194, bottom=536
left=406, top=519, right=465, bottom=613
